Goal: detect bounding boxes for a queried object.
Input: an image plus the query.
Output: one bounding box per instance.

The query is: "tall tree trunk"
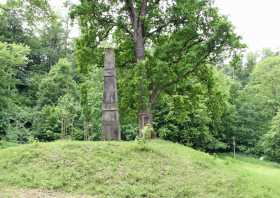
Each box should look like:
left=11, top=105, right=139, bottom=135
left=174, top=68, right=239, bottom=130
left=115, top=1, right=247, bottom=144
left=135, top=33, right=145, bottom=60
left=126, top=0, right=153, bottom=132
left=135, top=35, right=153, bottom=132
left=134, top=33, right=152, bottom=131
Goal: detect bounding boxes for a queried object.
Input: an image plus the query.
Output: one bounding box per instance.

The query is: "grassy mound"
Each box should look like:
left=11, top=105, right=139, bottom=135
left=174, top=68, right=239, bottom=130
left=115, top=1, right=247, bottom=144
left=0, top=140, right=280, bottom=198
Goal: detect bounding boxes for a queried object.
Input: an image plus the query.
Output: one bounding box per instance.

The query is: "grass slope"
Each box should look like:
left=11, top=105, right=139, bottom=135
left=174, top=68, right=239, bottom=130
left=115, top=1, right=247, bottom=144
left=0, top=140, right=280, bottom=198
left=0, top=187, right=93, bottom=198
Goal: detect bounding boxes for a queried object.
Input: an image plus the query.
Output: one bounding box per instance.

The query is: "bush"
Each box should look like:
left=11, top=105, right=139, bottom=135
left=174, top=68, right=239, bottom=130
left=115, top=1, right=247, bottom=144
left=262, top=110, right=280, bottom=162
left=6, top=126, right=31, bottom=144
left=121, top=124, right=138, bottom=141
left=0, top=140, right=18, bottom=149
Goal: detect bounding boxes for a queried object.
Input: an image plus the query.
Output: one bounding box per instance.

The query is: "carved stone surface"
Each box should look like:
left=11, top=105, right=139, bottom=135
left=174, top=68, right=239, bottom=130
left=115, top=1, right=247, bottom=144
left=139, top=112, right=151, bottom=131
left=102, top=48, right=121, bottom=140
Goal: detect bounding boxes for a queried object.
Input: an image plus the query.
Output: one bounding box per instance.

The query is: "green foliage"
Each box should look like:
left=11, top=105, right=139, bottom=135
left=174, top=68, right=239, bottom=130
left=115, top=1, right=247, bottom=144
left=35, top=106, right=61, bottom=141
left=121, top=124, right=138, bottom=141
left=0, top=0, right=63, bottom=75
left=38, top=17, right=67, bottom=70
left=262, top=110, right=280, bottom=162
left=0, top=0, right=75, bottom=143
left=35, top=59, right=76, bottom=140
left=34, top=60, right=103, bottom=141
left=154, top=66, right=230, bottom=151
left=0, top=0, right=51, bottom=43
left=233, top=56, right=280, bottom=153
left=34, top=58, right=103, bottom=141
left=80, top=67, right=103, bottom=140
left=37, top=58, right=77, bottom=107
left=74, top=22, right=104, bottom=140
left=0, top=42, right=30, bottom=140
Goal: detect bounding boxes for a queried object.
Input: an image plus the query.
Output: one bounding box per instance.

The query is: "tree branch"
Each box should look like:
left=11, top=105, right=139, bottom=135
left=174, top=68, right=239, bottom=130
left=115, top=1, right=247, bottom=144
left=146, top=22, right=167, bottom=37
left=117, top=18, right=134, bottom=37
left=140, top=0, right=148, bottom=17
left=125, top=0, right=138, bottom=39
left=151, top=47, right=211, bottom=103
left=154, top=36, right=230, bottom=97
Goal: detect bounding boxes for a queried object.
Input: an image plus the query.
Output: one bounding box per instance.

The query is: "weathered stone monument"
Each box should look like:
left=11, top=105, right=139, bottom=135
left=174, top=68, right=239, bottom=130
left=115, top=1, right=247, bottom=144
left=102, top=47, right=121, bottom=140
left=139, top=112, right=151, bottom=132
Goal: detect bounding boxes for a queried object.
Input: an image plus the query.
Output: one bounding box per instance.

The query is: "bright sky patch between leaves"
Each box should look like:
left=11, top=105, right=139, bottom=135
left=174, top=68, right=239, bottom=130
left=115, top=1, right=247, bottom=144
left=215, top=0, right=280, bottom=52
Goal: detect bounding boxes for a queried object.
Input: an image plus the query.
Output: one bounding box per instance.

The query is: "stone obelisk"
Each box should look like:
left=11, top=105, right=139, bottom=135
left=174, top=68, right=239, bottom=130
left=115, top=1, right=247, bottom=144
left=102, top=47, right=121, bottom=140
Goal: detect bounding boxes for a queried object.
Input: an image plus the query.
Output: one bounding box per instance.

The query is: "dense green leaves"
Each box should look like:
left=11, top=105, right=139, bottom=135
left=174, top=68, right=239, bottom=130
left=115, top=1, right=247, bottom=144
left=153, top=67, right=231, bottom=150
left=37, top=59, right=77, bottom=107
left=232, top=56, right=280, bottom=153
left=0, top=42, right=30, bottom=140
left=262, top=110, right=280, bottom=162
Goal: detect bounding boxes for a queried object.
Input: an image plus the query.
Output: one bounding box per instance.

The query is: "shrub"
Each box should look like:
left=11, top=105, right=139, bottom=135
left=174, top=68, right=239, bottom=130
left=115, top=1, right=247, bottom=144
left=262, top=110, right=280, bottom=162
